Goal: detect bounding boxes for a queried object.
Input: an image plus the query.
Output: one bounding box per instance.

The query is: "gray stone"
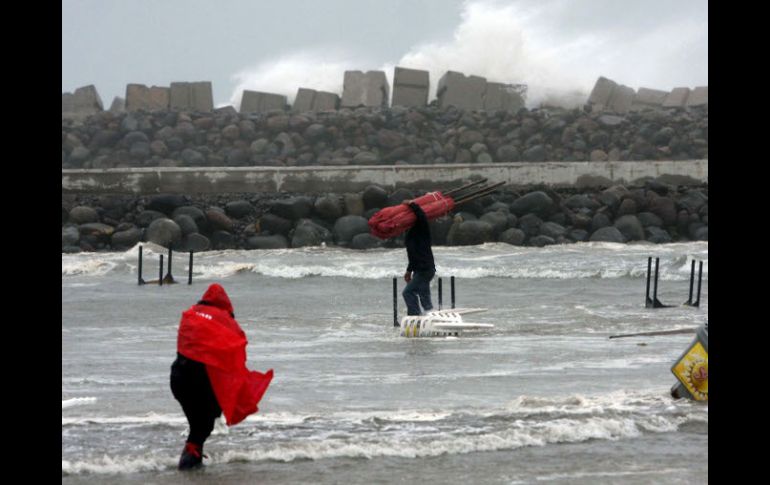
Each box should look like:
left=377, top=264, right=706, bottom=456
left=270, top=197, right=313, bottom=220
left=211, top=230, right=237, bottom=250
left=314, top=195, right=343, bottom=220
left=137, top=210, right=166, bottom=227
left=225, top=200, right=255, bottom=219
left=173, top=214, right=199, bottom=236
left=169, top=81, right=214, bottom=111
left=291, top=219, right=333, bottom=248
left=350, top=233, right=386, bottom=249
left=568, top=229, right=589, bottom=242
left=499, top=228, right=526, bottom=246
left=448, top=220, right=494, bottom=246
left=62, top=85, right=103, bottom=119
left=437, top=71, right=486, bottom=110
left=529, top=235, right=556, bottom=247
left=637, top=212, right=663, bottom=228
left=591, top=213, right=611, bottom=232
left=69, top=206, right=99, bottom=224
left=109, top=96, right=125, bottom=113
left=678, top=190, right=708, bottom=213
left=590, top=226, right=625, bottom=243
left=125, top=84, right=170, bottom=111
left=607, top=85, right=634, bottom=113
left=147, top=194, right=188, bottom=215
left=313, top=91, right=340, bottom=110
left=392, top=67, right=429, bottom=107
left=480, top=211, right=509, bottom=237
left=259, top=213, right=293, bottom=235
left=241, top=90, right=287, bottom=113
left=686, top=86, right=708, bottom=107
left=483, top=82, right=525, bottom=112
left=587, top=76, right=617, bottom=109
left=344, top=193, right=365, bottom=216
left=539, top=221, right=567, bottom=239
left=341, top=71, right=389, bottom=108
left=614, top=215, right=645, bottom=241
left=145, top=218, right=182, bottom=247
left=293, top=88, right=317, bottom=112
left=206, top=209, right=234, bottom=232
left=111, top=227, right=142, bottom=249
left=646, top=226, right=672, bottom=243
left=180, top=233, right=211, bottom=252
left=62, top=225, right=80, bottom=247
left=662, top=87, right=691, bottom=108
left=333, top=215, right=370, bottom=246
left=511, top=191, right=554, bottom=217
left=172, top=206, right=207, bottom=229
left=246, top=234, right=288, bottom=249
left=632, top=87, right=667, bottom=109
left=518, top=213, right=543, bottom=237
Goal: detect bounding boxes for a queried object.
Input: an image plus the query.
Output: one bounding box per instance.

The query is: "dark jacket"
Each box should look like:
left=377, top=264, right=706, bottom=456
left=405, top=202, right=435, bottom=272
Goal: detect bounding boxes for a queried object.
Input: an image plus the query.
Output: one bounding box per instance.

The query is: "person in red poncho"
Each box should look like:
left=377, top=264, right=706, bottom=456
left=170, top=283, right=273, bottom=470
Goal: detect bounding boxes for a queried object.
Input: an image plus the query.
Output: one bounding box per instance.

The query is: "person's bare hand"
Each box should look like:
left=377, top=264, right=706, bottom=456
left=404, top=271, right=412, bottom=283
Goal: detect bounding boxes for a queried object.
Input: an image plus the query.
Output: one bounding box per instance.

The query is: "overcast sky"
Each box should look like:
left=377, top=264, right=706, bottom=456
left=62, top=0, right=708, bottom=108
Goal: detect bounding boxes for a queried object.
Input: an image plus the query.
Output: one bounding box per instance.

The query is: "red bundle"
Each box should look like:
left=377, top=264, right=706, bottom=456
left=368, top=191, right=455, bottom=239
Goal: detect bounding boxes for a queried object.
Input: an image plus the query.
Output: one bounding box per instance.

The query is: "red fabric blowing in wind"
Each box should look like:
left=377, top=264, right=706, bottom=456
left=368, top=191, right=455, bottom=239
left=177, top=283, right=273, bottom=426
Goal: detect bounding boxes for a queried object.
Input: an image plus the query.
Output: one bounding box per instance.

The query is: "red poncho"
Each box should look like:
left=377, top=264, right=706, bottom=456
left=177, top=283, right=273, bottom=426
left=368, top=191, right=456, bottom=239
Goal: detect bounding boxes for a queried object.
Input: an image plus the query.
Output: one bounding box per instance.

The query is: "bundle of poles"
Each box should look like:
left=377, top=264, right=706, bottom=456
left=445, top=178, right=506, bottom=206
left=368, top=178, right=506, bottom=239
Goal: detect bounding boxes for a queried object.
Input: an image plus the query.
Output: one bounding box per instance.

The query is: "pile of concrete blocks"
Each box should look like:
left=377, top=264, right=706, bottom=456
left=437, top=71, right=525, bottom=111
left=392, top=67, right=430, bottom=107
left=240, top=90, right=287, bottom=113
left=62, top=85, right=104, bottom=120
left=588, top=76, right=708, bottom=113
left=293, top=88, right=340, bottom=112
left=169, top=81, right=214, bottom=112
left=125, top=84, right=170, bottom=112
left=341, top=71, right=389, bottom=108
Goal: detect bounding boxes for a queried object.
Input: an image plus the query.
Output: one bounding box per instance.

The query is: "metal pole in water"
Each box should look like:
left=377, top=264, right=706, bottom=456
left=188, top=251, right=193, bottom=285
left=687, top=260, right=695, bottom=305
left=159, top=255, right=164, bottom=286
left=653, top=257, right=660, bottom=303
left=138, top=246, right=145, bottom=285
left=645, top=257, right=652, bottom=306
left=393, top=277, right=398, bottom=327
left=451, top=276, right=456, bottom=309
left=438, top=277, right=443, bottom=310
left=694, top=261, right=703, bottom=307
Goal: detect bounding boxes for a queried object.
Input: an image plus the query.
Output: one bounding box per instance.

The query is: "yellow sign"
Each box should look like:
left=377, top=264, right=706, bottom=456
left=672, top=341, right=708, bottom=401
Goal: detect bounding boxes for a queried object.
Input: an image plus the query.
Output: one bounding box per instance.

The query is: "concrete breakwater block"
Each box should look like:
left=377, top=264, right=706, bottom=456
left=341, top=71, right=389, bottom=108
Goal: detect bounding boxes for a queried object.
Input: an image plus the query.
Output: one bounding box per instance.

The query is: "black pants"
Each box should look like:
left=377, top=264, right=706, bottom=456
left=170, top=353, right=222, bottom=447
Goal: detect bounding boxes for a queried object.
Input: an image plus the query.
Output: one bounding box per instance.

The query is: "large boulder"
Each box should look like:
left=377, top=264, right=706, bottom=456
left=539, top=222, right=567, bottom=239
left=646, top=226, right=673, bottom=244
left=69, top=206, right=99, bottom=224
left=362, top=185, right=389, bottom=210
left=270, top=197, right=314, bottom=220
left=499, top=228, right=526, bottom=246
left=62, top=225, right=80, bottom=247
left=111, top=227, right=142, bottom=250
left=173, top=214, right=199, bottom=236
left=448, top=220, right=494, bottom=246
left=147, top=194, right=188, bottom=216
left=206, top=209, right=234, bottom=232
left=589, top=226, right=626, bottom=243
left=225, top=200, right=256, bottom=219
left=613, top=215, right=645, bottom=241
left=136, top=210, right=166, bottom=227
left=480, top=211, right=509, bottom=237
left=678, top=189, right=708, bottom=214
left=350, top=233, right=386, bottom=249
left=245, top=234, right=288, bottom=249
left=314, top=195, right=344, bottom=220
left=172, top=206, right=207, bottom=229
left=291, top=219, right=334, bottom=248
left=333, top=215, right=370, bottom=246
left=259, top=213, right=293, bottom=236
left=179, top=233, right=211, bottom=252
left=510, top=191, right=554, bottom=217
left=145, top=218, right=182, bottom=248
